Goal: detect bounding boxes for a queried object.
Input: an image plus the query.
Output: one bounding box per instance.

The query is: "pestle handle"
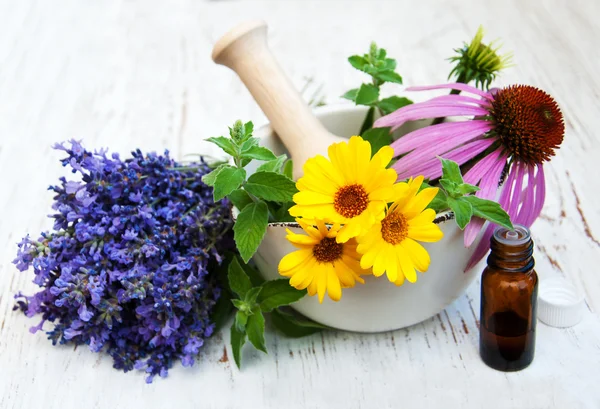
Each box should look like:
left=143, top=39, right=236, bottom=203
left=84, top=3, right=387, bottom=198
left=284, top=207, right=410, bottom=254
left=212, top=21, right=341, bottom=178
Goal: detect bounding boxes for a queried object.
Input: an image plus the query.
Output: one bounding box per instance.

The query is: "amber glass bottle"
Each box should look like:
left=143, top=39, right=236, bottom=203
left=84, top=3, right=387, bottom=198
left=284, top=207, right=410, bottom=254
left=479, top=225, right=538, bottom=371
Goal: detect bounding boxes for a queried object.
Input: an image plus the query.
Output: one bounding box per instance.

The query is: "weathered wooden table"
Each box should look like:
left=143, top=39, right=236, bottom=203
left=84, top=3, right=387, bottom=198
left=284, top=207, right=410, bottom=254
left=1, top=1, right=599, bottom=408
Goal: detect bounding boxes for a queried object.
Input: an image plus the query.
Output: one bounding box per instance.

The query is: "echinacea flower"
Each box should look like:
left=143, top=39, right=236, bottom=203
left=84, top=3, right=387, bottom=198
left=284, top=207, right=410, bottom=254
left=289, top=136, right=402, bottom=243
left=374, top=83, right=565, bottom=270
left=278, top=219, right=368, bottom=302
left=448, top=25, right=513, bottom=90
left=356, top=176, right=443, bottom=285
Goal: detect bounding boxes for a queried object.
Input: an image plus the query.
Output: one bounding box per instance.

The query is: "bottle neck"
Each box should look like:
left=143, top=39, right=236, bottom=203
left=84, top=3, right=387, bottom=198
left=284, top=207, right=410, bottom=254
left=487, top=236, right=535, bottom=273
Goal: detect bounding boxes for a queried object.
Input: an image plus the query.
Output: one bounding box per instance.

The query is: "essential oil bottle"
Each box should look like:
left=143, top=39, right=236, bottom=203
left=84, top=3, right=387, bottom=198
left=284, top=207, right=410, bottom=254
left=479, top=225, right=538, bottom=371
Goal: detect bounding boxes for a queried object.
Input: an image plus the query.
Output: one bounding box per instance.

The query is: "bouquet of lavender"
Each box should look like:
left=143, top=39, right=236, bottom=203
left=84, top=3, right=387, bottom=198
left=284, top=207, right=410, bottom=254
left=13, top=141, right=233, bottom=382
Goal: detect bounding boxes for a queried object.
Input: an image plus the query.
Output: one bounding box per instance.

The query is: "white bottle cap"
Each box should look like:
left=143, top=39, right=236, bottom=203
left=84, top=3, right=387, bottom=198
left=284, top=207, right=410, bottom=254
left=538, top=277, right=585, bottom=328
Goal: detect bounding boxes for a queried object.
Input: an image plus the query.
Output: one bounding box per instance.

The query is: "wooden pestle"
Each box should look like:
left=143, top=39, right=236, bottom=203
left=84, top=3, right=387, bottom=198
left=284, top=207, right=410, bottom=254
left=212, top=20, right=346, bottom=179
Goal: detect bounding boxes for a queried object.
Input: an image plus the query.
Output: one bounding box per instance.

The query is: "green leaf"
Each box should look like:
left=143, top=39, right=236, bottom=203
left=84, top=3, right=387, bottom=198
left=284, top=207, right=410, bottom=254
left=439, top=179, right=459, bottom=196
left=240, top=145, right=277, bottom=161
left=374, top=69, right=403, bottom=84
left=206, top=136, right=237, bottom=157
left=257, top=279, right=307, bottom=312
left=239, top=259, right=265, bottom=287
left=231, top=299, right=247, bottom=310
left=230, top=324, right=246, bottom=369
left=462, top=196, right=514, bottom=230
left=355, top=83, right=380, bottom=106
left=228, top=189, right=253, bottom=211
left=361, top=127, right=392, bottom=156
left=381, top=58, right=396, bottom=71
left=440, top=158, right=464, bottom=184
left=283, top=160, right=293, bottom=179
left=246, top=308, right=267, bottom=353
left=235, top=310, right=249, bottom=332
left=244, top=286, right=262, bottom=304
left=213, top=167, right=246, bottom=201
left=448, top=197, right=473, bottom=229
left=341, top=88, right=359, bottom=102
left=456, top=183, right=480, bottom=195
left=244, top=172, right=298, bottom=203
left=378, top=96, right=413, bottom=116
left=240, top=138, right=258, bottom=152
left=427, top=189, right=449, bottom=212
left=233, top=201, right=269, bottom=263
left=270, top=309, right=327, bottom=338
left=243, top=121, right=254, bottom=140
left=272, top=201, right=296, bottom=222
left=348, top=55, right=369, bottom=71
left=359, top=106, right=376, bottom=134
left=210, top=289, right=235, bottom=332
left=256, top=154, right=287, bottom=173
left=202, top=163, right=229, bottom=187
left=228, top=257, right=253, bottom=298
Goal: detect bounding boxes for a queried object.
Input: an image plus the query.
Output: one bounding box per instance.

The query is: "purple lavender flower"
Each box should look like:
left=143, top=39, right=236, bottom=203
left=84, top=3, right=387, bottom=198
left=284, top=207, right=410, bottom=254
left=14, top=140, right=233, bottom=382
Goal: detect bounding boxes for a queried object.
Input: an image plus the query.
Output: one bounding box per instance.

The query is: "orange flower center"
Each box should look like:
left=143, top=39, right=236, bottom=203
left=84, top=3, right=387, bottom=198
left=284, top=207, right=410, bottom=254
left=381, top=211, right=408, bottom=245
left=312, top=237, right=343, bottom=263
left=334, top=184, right=369, bottom=218
left=491, top=85, right=564, bottom=165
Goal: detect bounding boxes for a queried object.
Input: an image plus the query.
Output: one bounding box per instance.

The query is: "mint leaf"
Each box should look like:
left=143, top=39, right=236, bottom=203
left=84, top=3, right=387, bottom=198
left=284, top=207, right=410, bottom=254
left=206, top=136, right=237, bottom=157
left=239, top=259, right=265, bottom=287
left=240, top=146, right=277, bottom=161
left=229, top=189, right=253, bottom=211
left=283, top=160, right=293, bottom=179
left=456, top=183, right=480, bottom=195
left=448, top=197, right=473, bottom=229
left=256, top=154, right=287, bottom=173
left=428, top=189, right=449, bottom=212
left=355, top=83, right=380, bottom=106
left=440, top=158, right=464, bottom=184
left=270, top=309, right=327, bottom=338
left=246, top=308, right=267, bottom=353
left=233, top=201, right=269, bottom=263
left=240, top=138, right=258, bottom=152
left=244, top=172, right=298, bottom=203
left=341, top=88, right=359, bottom=102
left=462, top=196, right=513, bottom=230
left=378, top=96, right=413, bottom=115
left=230, top=324, right=246, bottom=369
left=243, top=121, right=254, bottom=141
left=228, top=257, right=253, bottom=298
left=202, top=163, right=229, bottom=187
left=235, top=310, right=249, bottom=332
left=244, top=287, right=262, bottom=304
left=361, top=127, right=391, bottom=156
left=374, top=69, right=403, bottom=84
left=348, top=55, right=369, bottom=71
left=213, top=167, right=246, bottom=201
left=381, top=58, right=396, bottom=71
left=439, top=179, right=459, bottom=196
left=257, top=279, right=307, bottom=312
left=273, top=201, right=295, bottom=222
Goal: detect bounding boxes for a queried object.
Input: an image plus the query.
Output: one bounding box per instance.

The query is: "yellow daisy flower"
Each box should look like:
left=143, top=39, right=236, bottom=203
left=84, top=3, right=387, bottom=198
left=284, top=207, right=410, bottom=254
left=356, top=176, right=443, bottom=285
left=278, top=219, right=369, bottom=303
left=289, top=136, right=403, bottom=243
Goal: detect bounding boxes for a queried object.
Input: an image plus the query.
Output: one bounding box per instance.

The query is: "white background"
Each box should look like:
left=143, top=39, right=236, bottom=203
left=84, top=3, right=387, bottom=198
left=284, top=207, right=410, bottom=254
left=1, top=1, right=599, bottom=408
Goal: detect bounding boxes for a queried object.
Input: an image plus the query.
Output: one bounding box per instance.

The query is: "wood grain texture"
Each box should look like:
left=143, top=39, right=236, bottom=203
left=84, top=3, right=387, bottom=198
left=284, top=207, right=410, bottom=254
left=0, top=1, right=599, bottom=408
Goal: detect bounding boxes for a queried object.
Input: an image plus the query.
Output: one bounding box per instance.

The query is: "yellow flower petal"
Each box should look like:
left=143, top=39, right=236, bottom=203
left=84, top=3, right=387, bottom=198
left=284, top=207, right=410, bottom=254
left=316, top=265, right=327, bottom=303
left=396, top=244, right=418, bottom=283
left=402, top=187, right=439, bottom=219
left=401, top=238, right=431, bottom=272
left=285, top=233, right=319, bottom=247
left=384, top=246, right=399, bottom=282
left=408, top=224, right=444, bottom=242
left=326, top=265, right=342, bottom=301
left=293, top=191, right=333, bottom=206
left=278, top=249, right=312, bottom=274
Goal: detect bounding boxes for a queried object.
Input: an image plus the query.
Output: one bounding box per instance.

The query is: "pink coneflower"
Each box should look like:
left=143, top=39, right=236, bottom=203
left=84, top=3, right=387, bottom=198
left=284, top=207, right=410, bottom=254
left=374, top=83, right=565, bottom=270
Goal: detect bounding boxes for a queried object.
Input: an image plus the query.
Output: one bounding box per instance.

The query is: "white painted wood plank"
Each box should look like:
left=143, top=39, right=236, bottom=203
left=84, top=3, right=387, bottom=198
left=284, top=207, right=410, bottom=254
left=0, top=1, right=598, bottom=408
